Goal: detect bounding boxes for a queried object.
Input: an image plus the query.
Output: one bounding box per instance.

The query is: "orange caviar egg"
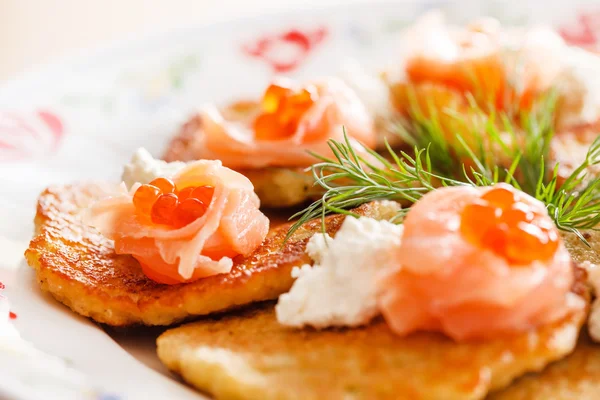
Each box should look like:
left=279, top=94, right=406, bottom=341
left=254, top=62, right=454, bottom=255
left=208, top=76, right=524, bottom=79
left=149, top=177, right=176, bottom=194
left=178, top=186, right=195, bottom=201
left=480, top=185, right=516, bottom=207
left=460, top=185, right=559, bottom=264
left=253, top=81, right=318, bottom=141
left=262, top=83, right=292, bottom=113
left=133, top=180, right=215, bottom=228
left=151, top=193, right=179, bottom=225
left=191, top=186, right=215, bottom=206
left=132, top=184, right=161, bottom=215
left=174, top=198, right=208, bottom=228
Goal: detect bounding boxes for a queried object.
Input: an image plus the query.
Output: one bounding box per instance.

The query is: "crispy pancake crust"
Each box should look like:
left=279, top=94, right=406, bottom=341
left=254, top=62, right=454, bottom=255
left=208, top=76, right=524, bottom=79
left=489, top=332, right=600, bottom=400
left=24, top=185, right=395, bottom=326
left=163, top=113, right=319, bottom=208
left=157, top=270, right=589, bottom=400
left=562, top=229, right=600, bottom=266
left=491, top=330, right=600, bottom=400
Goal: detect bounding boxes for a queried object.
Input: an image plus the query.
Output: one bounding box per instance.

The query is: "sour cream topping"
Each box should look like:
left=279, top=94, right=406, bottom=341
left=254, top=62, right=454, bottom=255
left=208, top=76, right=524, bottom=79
left=276, top=216, right=403, bottom=328
left=122, top=148, right=186, bottom=188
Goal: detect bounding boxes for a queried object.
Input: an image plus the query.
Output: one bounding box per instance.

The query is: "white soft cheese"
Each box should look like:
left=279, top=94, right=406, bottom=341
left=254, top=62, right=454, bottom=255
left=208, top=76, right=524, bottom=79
left=121, top=148, right=187, bottom=188
left=556, top=47, right=600, bottom=127
left=275, top=216, right=403, bottom=328
left=582, top=261, right=600, bottom=342
left=339, top=59, right=395, bottom=121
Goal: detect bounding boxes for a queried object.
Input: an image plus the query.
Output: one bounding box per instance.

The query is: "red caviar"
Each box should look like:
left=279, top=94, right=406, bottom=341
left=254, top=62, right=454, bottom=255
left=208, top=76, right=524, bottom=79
left=253, top=81, right=318, bottom=140
left=150, top=177, right=176, bottom=194
left=133, top=177, right=214, bottom=228
left=132, top=184, right=161, bottom=214
left=151, top=193, right=179, bottom=225
left=460, top=184, right=559, bottom=264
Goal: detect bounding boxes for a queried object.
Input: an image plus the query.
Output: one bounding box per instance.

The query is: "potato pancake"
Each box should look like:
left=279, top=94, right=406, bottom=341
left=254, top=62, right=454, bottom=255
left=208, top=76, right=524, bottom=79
left=489, top=332, right=600, bottom=400
left=157, top=269, right=587, bottom=400
left=24, top=185, right=396, bottom=326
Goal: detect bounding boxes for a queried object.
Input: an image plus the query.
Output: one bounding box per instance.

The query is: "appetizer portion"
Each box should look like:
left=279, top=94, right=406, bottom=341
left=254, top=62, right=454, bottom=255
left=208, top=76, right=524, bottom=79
left=24, top=183, right=395, bottom=326
left=158, top=185, right=589, bottom=400
left=197, top=77, right=375, bottom=169
left=388, top=12, right=559, bottom=115
left=384, top=12, right=600, bottom=184
left=158, top=294, right=586, bottom=400
left=164, top=77, right=376, bottom=207
left=379, top=184, right=582, bottom=340
left=87, top=160, right=269, bottom=284
left=387, top=11, right=600, bottom=122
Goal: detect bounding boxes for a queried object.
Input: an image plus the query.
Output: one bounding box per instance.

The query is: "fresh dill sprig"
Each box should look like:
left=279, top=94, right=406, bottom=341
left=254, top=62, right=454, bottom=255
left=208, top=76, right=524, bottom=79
left=285, top=59, right=600, bottom=245
left=286, top=131, right=479, bottom=241
left=394, top=87, right=558, bottom=195
left=287, top=132, right=600, bottom=243
left=538, top=136, right=600, bottom=243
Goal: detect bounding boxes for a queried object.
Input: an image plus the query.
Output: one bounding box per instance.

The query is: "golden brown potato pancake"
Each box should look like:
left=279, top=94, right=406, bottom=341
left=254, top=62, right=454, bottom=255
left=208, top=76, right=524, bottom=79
left=562, top=229, right=600, bottom=266
left=489, top=332, right=600, bottom=400
left=163, top=112, right=320, bottom=208
left=158, top=268, right=588, bottom=400
left=24, top=185, right=396, bottom=326
left=485, top=222, right=600, bottom=400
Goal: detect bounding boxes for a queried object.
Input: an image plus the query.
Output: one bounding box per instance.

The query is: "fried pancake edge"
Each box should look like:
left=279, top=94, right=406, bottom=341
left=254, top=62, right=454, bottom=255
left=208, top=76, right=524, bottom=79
left=156, top=268, right=589, bottom=400
left=25, top=184, right=394, bottom=326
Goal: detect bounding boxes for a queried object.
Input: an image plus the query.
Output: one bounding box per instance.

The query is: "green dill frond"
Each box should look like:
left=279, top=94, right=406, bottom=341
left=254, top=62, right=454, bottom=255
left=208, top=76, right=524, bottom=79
left=286, top=131, right=600, bottom=244
left=540, top=136, right=600, bottom=243
left=286, top=62, right=599, bottom=245
left=393, top=86, right=558, bottom=195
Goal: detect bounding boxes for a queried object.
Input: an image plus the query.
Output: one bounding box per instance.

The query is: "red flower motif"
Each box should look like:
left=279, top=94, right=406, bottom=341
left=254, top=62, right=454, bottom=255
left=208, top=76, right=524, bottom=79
left=559, top=11, right=600, bottom=49
left=0, top=110, right=64, bottom=162
left=0, top=281, right=16, bottom=319
left=242, top=27, right=328, bottom=73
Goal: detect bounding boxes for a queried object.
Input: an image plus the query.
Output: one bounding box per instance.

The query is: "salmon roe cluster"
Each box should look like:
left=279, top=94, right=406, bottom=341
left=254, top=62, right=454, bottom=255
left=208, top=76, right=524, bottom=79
left=132, top=177, right=215, bottom=228
left=253, top=81, right=318, bottom=140
left=460, top=184, right=559, bottom=264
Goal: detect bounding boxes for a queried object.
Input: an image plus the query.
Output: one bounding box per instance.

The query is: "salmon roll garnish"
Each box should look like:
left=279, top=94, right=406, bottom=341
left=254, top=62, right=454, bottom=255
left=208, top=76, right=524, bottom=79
left=85, top=160, right=269, bottom=284
left=164, top=77, right=376, bottom=207
left=378, top=184, right=585, bottom=340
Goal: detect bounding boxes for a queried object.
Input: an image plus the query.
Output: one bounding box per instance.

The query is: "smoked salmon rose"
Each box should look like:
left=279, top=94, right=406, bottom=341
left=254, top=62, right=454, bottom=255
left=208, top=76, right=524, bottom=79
left=378, top=184, right=584, bottom=340
left=196, top=77, right=376, bottom=170
left=85, top=160, right=269, bottom=284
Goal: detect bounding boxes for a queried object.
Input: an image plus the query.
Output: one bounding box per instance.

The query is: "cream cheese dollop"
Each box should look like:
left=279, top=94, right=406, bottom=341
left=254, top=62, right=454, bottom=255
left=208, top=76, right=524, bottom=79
left=122, top=148, right=186, bottom=188
left=275, top=216, right=403, bottom=328
left=338, top=60, right=394, bottom=122
left=556, top=47, right=600, bottom=128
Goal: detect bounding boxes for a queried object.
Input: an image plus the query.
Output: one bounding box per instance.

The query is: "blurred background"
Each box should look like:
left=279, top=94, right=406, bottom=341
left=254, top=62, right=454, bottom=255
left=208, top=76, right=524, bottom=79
left=1, top=0, right=347, bottom=82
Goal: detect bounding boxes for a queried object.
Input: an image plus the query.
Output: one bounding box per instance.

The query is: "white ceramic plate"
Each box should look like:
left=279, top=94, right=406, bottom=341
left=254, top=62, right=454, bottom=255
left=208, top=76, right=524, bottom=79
left=1, top=1, right=600, bottom=398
